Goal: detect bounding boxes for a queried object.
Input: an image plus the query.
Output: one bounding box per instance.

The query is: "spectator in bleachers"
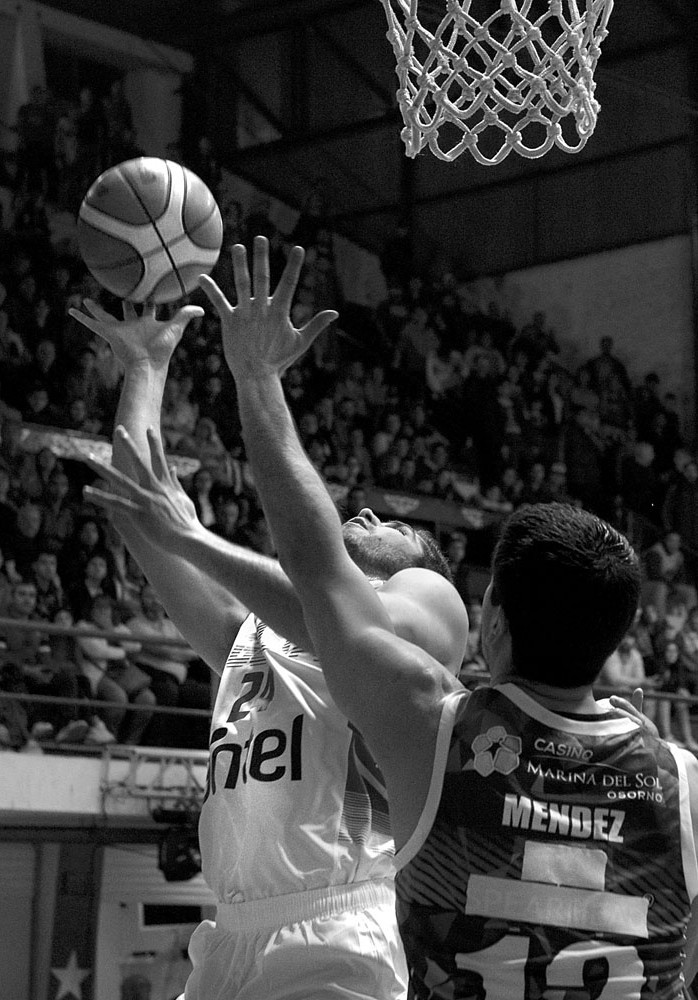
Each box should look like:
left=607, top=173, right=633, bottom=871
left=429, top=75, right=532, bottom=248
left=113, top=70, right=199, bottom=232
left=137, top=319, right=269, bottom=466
left=41, top=465, right=77, bottom=550
left=14, top=85, right=56, bottom=197
left=563, top=407, right=607, bottom=515
left=185, top=467, right=217, bottom=529
left=101, top=78, right=134, bottom=166
left=598, top=632, right=646, bottom=692
left=75, top=87, right=106, bottom=193
left=653, top=637, right=697, bottom=749
left=30, top=549, right=64, bottom=622
left=189, top=135, right=223, bottom=203
left=76, top=593, right=152, bottom=744
left=20, top=381, right=61, bottom=427
left=569, top=365, right=600, bottom=417
left=634, top=371, right=665, bottom=441
left=444, top=531, right=471, bottom=607
left=499, top=464, right=524, bottom=507
left=631, top=602, right=660, bottom=688
left=54, top=101, right=79, bottom=211
left=647, top=407, right=683, bottom=478
left=209, top=490, right=246, bottom=545
left=64, top=345, right=109, bottom=420
left=643, top=530, right=697, bottom=619
left=582, top=335, right=632, bottom=397
left=543, top=461, right=574, bottom=505
left=462, top=352, right=504, bottom=488
left=4, top=499, right=45, bottom=583
left=0, top=466, right=16, bottom=548
left=459, top=599, right=487, bottom=683
left=67, top=551, right=118, bottom=623
left=619, top=440, right=662, bottom=538
left=662, top=457, right=698, bottom=589
left=0, top=578, right=87, bottom=744
left=0, top=283, right=31, bottom=375
left=17, top=444, right=61, bottom=501
left=160, top=373, right=199, bottom=450
left=127, top=583, right=209, bottom=748
left=177, top=415, right=232, bottom=484
left=57, top=395, right=102, bottom=435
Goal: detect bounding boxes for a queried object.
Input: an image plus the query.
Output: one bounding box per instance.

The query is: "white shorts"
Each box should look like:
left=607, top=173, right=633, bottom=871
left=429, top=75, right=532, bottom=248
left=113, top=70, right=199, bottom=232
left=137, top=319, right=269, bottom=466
left=180, top=879, right=407, bottom=1000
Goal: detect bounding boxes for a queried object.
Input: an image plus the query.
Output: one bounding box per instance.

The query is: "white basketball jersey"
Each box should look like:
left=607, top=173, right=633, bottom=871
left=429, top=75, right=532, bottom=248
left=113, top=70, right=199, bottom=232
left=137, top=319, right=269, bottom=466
left=198, top=613, right=395, bottom=902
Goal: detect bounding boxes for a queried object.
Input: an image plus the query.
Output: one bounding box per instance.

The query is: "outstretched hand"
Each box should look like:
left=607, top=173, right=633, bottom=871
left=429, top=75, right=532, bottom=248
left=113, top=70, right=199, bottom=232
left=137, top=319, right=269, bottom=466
left=68, top=298, right=204, bottom=369
left=609, top=687, right=660, bottom=738
left=83, top=425, right=199, bottom=542
left=198, top=235, right=338, bottom=381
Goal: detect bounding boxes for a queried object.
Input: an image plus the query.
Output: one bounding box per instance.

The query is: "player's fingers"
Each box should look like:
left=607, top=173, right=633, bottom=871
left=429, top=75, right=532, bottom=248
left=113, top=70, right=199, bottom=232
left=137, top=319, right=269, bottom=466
left=83, top=484, right=141, bottom=515
left=172, top=305, right=205, bottom=329
left=230, top=243, right=252, bottom=302
left=83, top=298, right=117, bottom=323
left=122, top=301, right=138, bottom=321
left=111, top=426, right=160, bottom=485
left=146, top=426, right=170, bottom=482
left=68, top=308, right=102, bottom=336
left=84, top=448, right=143, bottom=492
left=631, top=687, right=644, bottom=713
left=300, top=310, right=339, bottom=341
left=274, top=245, right=305, bottom=314
left=252, top=235, right=270, bottom=303
left=198, top=274, right=232, bottom=318
left=169, top=466, right=184, bottom=493
left=144, top=303, right=157, bottom=320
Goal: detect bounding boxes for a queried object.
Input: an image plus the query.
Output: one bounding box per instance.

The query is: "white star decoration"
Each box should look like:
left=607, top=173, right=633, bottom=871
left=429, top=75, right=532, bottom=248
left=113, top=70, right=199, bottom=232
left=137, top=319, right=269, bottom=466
left=51, top=950, right=90, bottom=1000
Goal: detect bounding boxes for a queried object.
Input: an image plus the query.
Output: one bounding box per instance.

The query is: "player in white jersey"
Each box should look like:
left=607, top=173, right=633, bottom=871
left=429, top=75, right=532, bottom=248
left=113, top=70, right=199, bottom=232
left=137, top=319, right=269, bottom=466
left=213, top=236, right=698, bottom=999
left=71, top=282, right=468, bottom=998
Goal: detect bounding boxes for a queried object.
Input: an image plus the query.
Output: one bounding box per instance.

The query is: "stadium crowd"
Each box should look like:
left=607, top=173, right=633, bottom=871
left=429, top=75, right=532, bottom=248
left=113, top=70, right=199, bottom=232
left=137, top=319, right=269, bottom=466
left=1, top=80, right=698, bottom=751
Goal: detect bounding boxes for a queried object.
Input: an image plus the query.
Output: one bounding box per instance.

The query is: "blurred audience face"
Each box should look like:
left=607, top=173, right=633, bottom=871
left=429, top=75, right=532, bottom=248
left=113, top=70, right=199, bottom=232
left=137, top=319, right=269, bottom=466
left=79, top=521, right=100, bottom=548
left=33, top=552, right=57, bottom=583
left=140, top=584, right=163, bottom=619
left=17, top=502, right=43, bottom=538
left=85, top=555, right=107, bottom=584
left=12, top=581, right=37, bottom=617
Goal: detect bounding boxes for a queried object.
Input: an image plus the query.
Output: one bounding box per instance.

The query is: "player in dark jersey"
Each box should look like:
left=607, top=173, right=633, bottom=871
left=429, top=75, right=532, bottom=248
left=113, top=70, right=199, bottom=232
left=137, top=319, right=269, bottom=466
left=216, top=236, right=698, bottom=1000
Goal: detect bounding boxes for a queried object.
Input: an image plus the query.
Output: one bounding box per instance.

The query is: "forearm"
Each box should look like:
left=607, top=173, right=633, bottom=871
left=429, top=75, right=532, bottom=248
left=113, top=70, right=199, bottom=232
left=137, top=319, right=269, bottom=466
left=236, top=374, right=347, bottom=585
left=110, top=516, right=248, bottom=671
left=113, top=361, right=168, bottom=474
left=119, top=508, right=310, bottom=648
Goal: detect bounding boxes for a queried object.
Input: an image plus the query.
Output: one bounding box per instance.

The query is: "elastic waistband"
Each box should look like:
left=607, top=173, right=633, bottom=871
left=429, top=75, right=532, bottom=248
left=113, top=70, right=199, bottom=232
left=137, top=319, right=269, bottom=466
left=215, top=879, right=396, bottom=931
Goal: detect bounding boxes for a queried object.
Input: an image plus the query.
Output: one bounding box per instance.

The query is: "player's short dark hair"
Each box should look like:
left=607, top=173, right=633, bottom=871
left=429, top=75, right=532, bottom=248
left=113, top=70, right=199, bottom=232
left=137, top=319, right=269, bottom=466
left=490, top=503, right=640, bottom=687
left=413, top=528, right=453, bottom=583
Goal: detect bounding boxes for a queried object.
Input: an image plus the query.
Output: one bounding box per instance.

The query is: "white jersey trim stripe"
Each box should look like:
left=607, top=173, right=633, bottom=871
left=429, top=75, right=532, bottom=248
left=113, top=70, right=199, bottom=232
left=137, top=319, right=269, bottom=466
left=496, top=683, right=638, bottom=735
left=668, top=744, right=698, bottom=903
left=395, top=689, right=466, bottom=870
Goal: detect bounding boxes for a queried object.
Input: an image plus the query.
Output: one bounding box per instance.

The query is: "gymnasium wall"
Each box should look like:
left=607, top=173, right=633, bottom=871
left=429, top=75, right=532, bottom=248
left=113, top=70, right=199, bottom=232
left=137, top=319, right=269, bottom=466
left=462, top=233, right=696, bottom=438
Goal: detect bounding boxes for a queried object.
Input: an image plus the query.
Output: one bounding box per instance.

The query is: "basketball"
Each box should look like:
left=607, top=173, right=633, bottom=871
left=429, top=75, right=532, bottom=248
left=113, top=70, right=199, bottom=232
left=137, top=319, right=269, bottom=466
left=76, top=157, right=223, bottom=304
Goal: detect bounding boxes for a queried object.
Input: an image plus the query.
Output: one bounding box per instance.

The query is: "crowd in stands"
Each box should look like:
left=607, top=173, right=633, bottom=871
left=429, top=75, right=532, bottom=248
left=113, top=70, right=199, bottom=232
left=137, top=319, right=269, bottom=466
left=1, top=78, right=698, bottom=752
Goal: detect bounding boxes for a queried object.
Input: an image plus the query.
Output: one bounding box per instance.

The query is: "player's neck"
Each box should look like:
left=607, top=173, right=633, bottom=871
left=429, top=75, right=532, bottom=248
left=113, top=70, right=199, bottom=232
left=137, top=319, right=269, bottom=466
left=508, top=677, right=602, bottom=715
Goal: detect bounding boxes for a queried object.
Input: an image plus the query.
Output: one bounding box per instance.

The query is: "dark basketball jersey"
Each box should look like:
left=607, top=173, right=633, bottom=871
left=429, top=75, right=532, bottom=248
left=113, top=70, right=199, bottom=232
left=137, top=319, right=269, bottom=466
left=395, top=683, right=698, bottom=1000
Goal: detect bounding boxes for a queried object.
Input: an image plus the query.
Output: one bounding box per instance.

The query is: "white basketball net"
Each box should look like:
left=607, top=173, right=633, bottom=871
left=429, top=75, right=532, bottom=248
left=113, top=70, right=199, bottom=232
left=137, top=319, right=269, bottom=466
left=379, top=0, right=614, bottom=164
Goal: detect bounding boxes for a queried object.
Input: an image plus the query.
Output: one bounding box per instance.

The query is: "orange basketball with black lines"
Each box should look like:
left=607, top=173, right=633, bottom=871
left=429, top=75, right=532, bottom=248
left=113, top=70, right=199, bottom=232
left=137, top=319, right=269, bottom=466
left=77, top=157, right=223, bottom=304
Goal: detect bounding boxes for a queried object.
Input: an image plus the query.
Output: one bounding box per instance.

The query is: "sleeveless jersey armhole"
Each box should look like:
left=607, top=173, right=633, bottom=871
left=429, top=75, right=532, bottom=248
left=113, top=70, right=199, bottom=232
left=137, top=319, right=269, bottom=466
left=669, top=744, right=698, bottom=903
left=394, top=689, right=468, bottom=870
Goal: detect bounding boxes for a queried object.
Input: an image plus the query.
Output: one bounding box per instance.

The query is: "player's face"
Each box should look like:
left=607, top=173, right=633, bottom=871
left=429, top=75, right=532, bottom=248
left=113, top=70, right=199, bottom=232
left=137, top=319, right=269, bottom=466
left=341, top=508, right=426, bottom=578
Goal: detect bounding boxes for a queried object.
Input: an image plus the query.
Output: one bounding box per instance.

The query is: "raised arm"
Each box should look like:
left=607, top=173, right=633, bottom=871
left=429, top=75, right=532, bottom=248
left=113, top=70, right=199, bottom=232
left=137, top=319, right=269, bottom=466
left=200, top=237, right=463, bottom=845
left=69, top=298, right=309, bottom=670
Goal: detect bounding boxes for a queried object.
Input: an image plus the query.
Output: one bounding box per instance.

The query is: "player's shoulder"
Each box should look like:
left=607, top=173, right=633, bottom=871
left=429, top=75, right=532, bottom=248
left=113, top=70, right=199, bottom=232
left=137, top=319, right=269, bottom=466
left=383, top=566, right=460, bottom=599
